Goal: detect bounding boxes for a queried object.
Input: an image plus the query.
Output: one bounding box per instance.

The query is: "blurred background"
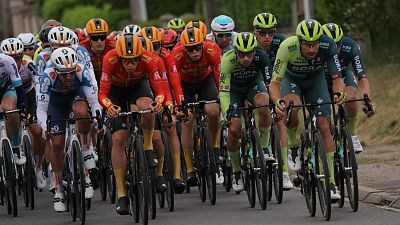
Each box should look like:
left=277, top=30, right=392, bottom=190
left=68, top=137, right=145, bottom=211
left=1, top=0, right=399, bottom=146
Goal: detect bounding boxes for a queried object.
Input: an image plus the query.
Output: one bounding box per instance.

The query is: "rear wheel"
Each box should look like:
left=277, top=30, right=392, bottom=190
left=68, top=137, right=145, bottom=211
left=3, top=139, right=17, bottom=217
left=202, top=128, right=216, bottom=205
left=161, top=130, right=174, bottom=212
left=271, top=125, right=283, bottom=204
left=72, top=141, right=86, bottom=224
left=300, top=132, right=316, bottom=217
left=22, top=135, right=35, bottom=210
left=252, top=129, right=267, bottom=210
left=342, top=127, right=358, bottom=212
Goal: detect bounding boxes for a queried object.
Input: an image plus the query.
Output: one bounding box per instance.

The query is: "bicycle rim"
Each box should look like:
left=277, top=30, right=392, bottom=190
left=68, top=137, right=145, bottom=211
left=202, top=128, right=216, bottom=205
left=300, top=132, right=316, bottom=217
left=161, top=130, right=174, bottom=212
left=72, top=141, right=86, bottom=224
left=252, top=129, right=267, bottom=210
left=3, top=139, right=17, bottom=217
left=315, top=132, right=331, bottom=221
left=271, top=125, right=283, bottom=204
left=342, top=127, right=359, bottom=211
left=23, top=136, right=35, bottom=210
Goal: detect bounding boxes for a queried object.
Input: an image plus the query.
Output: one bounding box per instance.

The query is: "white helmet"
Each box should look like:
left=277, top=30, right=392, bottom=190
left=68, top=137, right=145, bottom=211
left=123, top=24, right=141, bottom=35
left=17, top=32, right=36, bottom=47
left=51, top=47, right=78, bottom=71
left=211, top=15, right=235, bottom=33
left=70, top=30, right=79, bottom=45
left=48, top=26, right=74, bottom=46
left=1, top=38, right=24, bottom=55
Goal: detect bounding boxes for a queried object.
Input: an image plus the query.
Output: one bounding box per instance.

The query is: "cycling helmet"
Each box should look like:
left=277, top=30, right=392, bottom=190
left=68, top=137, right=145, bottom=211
left=253, top=13, right=277, bottom=29
left=168, top=18, right=185, bottom=30
left=39, top=26, right=53, bottom=43
left=322, top=23, right=344, bottom=43
left=116, top=34, right=143, bottom=58
left=180, top=27, right=203, bottom=47
left=75, top=28, right=88, bottom=42
left=1, top=38, right=24, bottom=55
left=123, top=24, right=141, bottom=35
left=140, top=26, right=162, bottom=43
left=51, top=47, right=78, bottom=71
left=48, top=26, right=74, bottom=46
left=161, top=29, right=178, bottom=45
left=185, top=20, right=207, bottom=38
left=138, top=36, right=154, bottom=54
left=86, top=18, right=109, bottom=35
left=211, top=15, right=235, bottom=33
left=296, top=19, right=323, bottom=42
left=70, top=31, right=79, bottom=45
left=17, top=32, right=36, bottom=47
left=233, top=32, right=258, bottom=52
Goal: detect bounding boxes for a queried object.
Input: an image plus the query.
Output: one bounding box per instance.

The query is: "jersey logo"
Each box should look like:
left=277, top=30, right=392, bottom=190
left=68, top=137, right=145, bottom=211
left=175, top=52, right=183, bottom=61
left=142, top=54, right=151, bottom=63
left=48, top=71, right=56, bottom=80
left=109, top=56, right=118, bottom=65
left=207, top=48, right=215, bottom=56
left=43, top=54, right=50, bottom=62
left=76, top=64, right=82, bottom=72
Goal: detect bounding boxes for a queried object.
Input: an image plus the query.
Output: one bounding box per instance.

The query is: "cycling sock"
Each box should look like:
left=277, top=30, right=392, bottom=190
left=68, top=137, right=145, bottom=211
left=282, top=146, right=289, bottom=173
left=54, top=171, right=63, bottom=193
left=156, top=157, right=164, bottom=177
left=143, top=129, right=154, bottom=151
left=326, top=151, right=335, bottom=185
left=114, top=168, right=127, bottom=198
left=172, top=153, right=182, bottom=180
left=348, top=116, right=357, bottom=135
left=11, top=129, right=20, bottom=148
left=259, top=127, right=270, bottom=149
left=229, top=150, right=240, bottom=173
left=184, top=149, right=194, bottom=173
left=287, top=127, right=299, bottom=148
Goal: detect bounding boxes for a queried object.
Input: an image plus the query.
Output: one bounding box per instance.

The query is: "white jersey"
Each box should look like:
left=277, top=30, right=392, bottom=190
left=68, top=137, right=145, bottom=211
left=18, top=57, right=36, bottom=93
left=206, top=31, right=238, bottom=55
left=0, top=53, right=22, bottom=89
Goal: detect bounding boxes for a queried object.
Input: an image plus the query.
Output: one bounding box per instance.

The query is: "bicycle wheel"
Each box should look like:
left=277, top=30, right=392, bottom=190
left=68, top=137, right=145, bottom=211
left=341, top=126, right=358, bottom=211
left=64, top=155, right=76, bottom=221
left=149, top=170, right=157, bottom=219
left=22, top=135, right=35, bottom=210
left=72, top=140, right=86, bottom=224
left=300, top=132, right=316, bottom=217
left=3, top=139, right=17, bottom=217
left=245, top=170, right=255, bottom=207
left=157, top=192, right=165, bottom=209
left=104, top=131, right=116, bottom=204
left=135, top=139, right=149, bottom=225
left=271, top=125, right=283, bottom=204
left=161, top=130, right=174, bottom=212
left=127, top=137, right=139, bottom=223
left=97, top=133, right=107, bottom=202
left=223, top=159, right=232, bottom=192
left=314, top=132, right=331, bottom=221
left=252, top=129, right=267, bottom=210
left=333, top=135, right=345, bottom=208
left=202, top=128, right=216, bottom=205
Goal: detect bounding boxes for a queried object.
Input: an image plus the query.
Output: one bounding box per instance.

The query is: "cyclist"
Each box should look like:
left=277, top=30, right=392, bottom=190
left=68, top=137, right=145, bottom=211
left=206, top=15, right=238, bottom=55
left=33, top=19, right=62, bottom=61
left=75, top=28, right=88, bottom=43
left=0, top=40, right=29, bottom=166
left=161, top=29, right=178, bottom=51
left=1, top=38, right=46, bottom=189
left=35, top=26, right=53, bottom=76
left=36, top=47, right=102, bottom=212
left=141, top=27, right=186, bottom=193
left=220, top=32, right=275, bottom=192
left=171, top=27, right=221, bottom=187
left=269, top=19, right=345, bottom=199
left=17, top=32, right=37, bottom=59
left=322, top=23, right=375, bottom=153
left=122, top=24, right=141, bottom=35
left=99, top=34, right=169, bottom=215
left=168, top=17, right=186, bottom=39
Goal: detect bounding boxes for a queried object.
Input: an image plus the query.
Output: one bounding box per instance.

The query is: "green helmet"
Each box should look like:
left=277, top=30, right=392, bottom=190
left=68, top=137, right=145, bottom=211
left=253, top=13, right=277, bottom=29
left=168, top=18, right=186, bottom=30
left=322, top=23, right=343, bottom=43
left=296, top=19, right=323, bottom=42
left=233, top=32, right=258, bottom=52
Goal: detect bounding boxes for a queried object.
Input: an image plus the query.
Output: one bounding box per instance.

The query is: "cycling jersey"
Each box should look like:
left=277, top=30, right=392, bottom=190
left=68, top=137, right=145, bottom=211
left=153, top=52, right=173, bottom=105
left=36, top=63, right=101, bottom=131
left=219, top=48, right=271, bottom=115
left=172, top=41, right=221, bottom=86
left=18, top=57, right=36, bottom=93
left=262, top=33, right=286, bottom=66
left=0, top=53, right=27, bottom=107
left=158, top=47, right=184, bottom=105
left=206, top=31, right=238, bottom=55
left=80, top=37, right=116, bottom=82
left=35, top=47, right=52, bottom=77
left=99, top=49, right=169, bottom=109
left=72, top=44, right=98, bottom=91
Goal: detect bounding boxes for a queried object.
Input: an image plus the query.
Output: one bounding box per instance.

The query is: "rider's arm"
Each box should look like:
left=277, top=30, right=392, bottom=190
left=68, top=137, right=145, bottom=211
left=145, top=54, right=167, bottom=104
left=36, top=72, right=51, bottom=130
left=79, top=66, right=102, bottom=116
left=207, top=44, right=222, bottom=87
left=219, top=53, right=232, bottom=117
left=166, top=54, right=184, bottom=105
left=75, top=45, right=98, bottom=91
left=155, top=55, right=173, bottom=105
left=326, top=40, right=345, bottom=95
left=6, top=56, right=28, bottom=109
left=350, top=41, right=371, bottom=97
left=269, top=42, right=289, bottom=103
left=98, top=53, right=114, bottom=109
left=259, top=49, right=273, bottom=85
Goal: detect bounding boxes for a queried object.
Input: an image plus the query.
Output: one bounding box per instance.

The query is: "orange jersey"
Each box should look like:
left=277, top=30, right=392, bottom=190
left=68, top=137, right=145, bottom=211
left=80, top=37, right=116, bottom=81
left=159, top=47, right=184, bottom=105
left=153, top=52, right=174, bottom=105
left=171, top=41, right=221, bottom=86
left=99, top=49, right=169, bottom=108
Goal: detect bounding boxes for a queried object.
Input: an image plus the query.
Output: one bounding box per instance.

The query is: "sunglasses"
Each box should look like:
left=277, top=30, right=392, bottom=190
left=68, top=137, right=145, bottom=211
left=185, top=44, right=202, bottom=53
left=300, top=40, right=320, bottom=48
left=90, top=34, right=107, bottom=42
left=120, top=57, right=141, bottom=65
left=162, top=44, right=175, bottom=51
left=24, top=47, right=34, bottom=51
left=215, top=33, right=232, bottom=39
left=153, top=42, right=161, bottom=51
left=256, top=28, right=276, bottom=37
left=236, top=50, right=255, bottom=58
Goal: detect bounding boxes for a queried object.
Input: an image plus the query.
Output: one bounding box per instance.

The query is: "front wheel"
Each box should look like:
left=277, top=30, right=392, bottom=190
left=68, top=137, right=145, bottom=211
left=72, top=141, right=86, bottom=224
left=3, top=139, right=17, bottom=217
left=202, top=128, right=216, bottom=205
left=342, top=127, right=359, bottom=211
left=252, top=129, right=267, bottom=210
left=271, top=125, right=283, bottom=204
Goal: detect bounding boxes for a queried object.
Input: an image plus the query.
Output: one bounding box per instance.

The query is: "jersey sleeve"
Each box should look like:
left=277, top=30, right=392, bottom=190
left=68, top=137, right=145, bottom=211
left=326, top=41, right=342, bottom=80
left=98, top=52, right=114, bottom=109
left=75, top=46, right=98, bottom=90
left=155, top=55, right=173, bottom=105
left=271, top=43, right=289, bottom=82
left=166, top=54, right=184, bottom=105
left=79, top=65, right=102, bottom=117
left=146, top=55, right=167, bottom=104
left=35, top=53, right=47, bottom=78
left=6, top=57, right=22, bottom=87
left=259, top=50, right=272, bottom=85
left=208, top=45, right=222, bottom=87
left=350, top=42, right=367, bottom=79
left=219, top=53, right=232, bottom=117
left=36, top=72, right=52, bottom=130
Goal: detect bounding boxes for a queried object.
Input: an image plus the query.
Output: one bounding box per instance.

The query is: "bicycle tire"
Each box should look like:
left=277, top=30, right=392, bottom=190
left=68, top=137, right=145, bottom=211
left=314, top=132, right=331, bottom=221
left=333, top=131, right=345, bottom=208
left=97, top=134, right=107, bottom=202
left=64, top=156, right=76, bottom=221
left=271, top=125, right=283, bottom=204
left=127, top=136, right=139, bottom=223
left=104, top=131, right=116, bottom=204
left=150, top=170, right=157, bottom=219
left=161, top=130, right=174, bottom=212
left=72, top=140, right=86, bottom=224
left=342, top=126, right=358, bottom=211
left=135, top=139, right=149, bottom=225
left=202, top=128, right=216, bottom=205
left=157, top=192, right=165, bottom=209
left=3, top=139, right=17, bottom=217
left=300, top=132, right=316, bottom=217
left=252, top=129, right=267, bottom=210
left=22, top=135, right=35, bottom=210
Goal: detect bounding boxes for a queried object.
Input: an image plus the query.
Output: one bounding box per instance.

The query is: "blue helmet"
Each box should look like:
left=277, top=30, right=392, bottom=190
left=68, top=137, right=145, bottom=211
left=211, top=15, right=235, bottom=33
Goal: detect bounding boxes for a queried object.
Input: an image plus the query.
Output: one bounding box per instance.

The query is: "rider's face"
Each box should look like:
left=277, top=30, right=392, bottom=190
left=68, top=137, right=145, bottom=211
left=120, top=57, right=141, bottom=72
left=185, top=44, right=203, bottom=61
left=300, top=40, right=320, bottom=60
left=255, top=28, right=276, bottom=48
left=90, top=34, right=107, bottom=52
left=236, top=50, right=255, bottom=67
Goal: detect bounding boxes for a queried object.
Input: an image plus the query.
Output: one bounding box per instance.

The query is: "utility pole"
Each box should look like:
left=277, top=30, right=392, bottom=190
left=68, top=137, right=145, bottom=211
left=130, top=0, right=148, bottom=22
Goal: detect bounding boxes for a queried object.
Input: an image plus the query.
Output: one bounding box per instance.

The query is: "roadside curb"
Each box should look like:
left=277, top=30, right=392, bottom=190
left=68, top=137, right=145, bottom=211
left=359, top=185, right=400, bottom=209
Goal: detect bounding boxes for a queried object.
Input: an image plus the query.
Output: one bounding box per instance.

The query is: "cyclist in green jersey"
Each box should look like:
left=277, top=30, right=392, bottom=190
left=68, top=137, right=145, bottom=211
left=322, top=23, right=375, bottom=154
left=269, top=19, right=345, bottom=199
left=220, top=32, right=276, bottom=192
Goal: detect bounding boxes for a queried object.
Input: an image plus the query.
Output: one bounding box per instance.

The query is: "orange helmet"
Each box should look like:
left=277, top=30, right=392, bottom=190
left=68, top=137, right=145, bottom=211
left=140, top=26, right=162, bottom=43
left=180, top=27, right=204, bottom=47
left=138, top=35, right=154, bottom=53
left=85, top=18, right=109, bottom=35
left=185, top=20, right=207, bottom=38
left=116, top=34, right=143, bottom=58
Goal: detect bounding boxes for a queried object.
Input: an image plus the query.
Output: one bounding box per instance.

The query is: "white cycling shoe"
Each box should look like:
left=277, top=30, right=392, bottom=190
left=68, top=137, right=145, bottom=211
left=85, top=174, right=94, bottom=199
left=54, top=192, right=67, bottom=212
left=35, top=168, right=47, bottom=190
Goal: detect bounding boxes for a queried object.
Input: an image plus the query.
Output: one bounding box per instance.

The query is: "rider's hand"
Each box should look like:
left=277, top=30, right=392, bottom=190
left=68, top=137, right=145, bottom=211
left=275, top=99, right=286, bottom=117
left=107, top=104, right=121, bottom=118
left=151, top=101, right=163, bottom=114
left=363, top=102, right=375, bottom=117
left=334, top=92, right=346, bottom=105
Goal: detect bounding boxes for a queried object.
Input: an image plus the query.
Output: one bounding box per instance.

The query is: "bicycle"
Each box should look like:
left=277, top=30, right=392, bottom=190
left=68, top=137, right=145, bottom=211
left=332, top=93, right=373, bottom=212
left=287, top=99, right=333, bottom=221
left=220, top=120, right=232, bottom=192
left=118, top=108, right=153, bottom=225
left=46, top=112, right=100, bottom=224
left=0, top=109, right=21, bottom=217
left=181, top=99, right=219, bottom=205
left=227, top=104, right=268, bottom=210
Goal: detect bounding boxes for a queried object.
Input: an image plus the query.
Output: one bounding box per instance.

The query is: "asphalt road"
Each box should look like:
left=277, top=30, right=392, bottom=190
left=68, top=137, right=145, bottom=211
left=0, top=185, right=399, bottom=225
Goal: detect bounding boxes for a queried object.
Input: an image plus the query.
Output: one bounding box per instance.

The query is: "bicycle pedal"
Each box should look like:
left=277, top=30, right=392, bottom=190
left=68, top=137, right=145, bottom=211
left=344, top=167, right=352, bottom=171
left=272, top=162, right=278, bottom=166
left=316, top=174, right=325, bottom=179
